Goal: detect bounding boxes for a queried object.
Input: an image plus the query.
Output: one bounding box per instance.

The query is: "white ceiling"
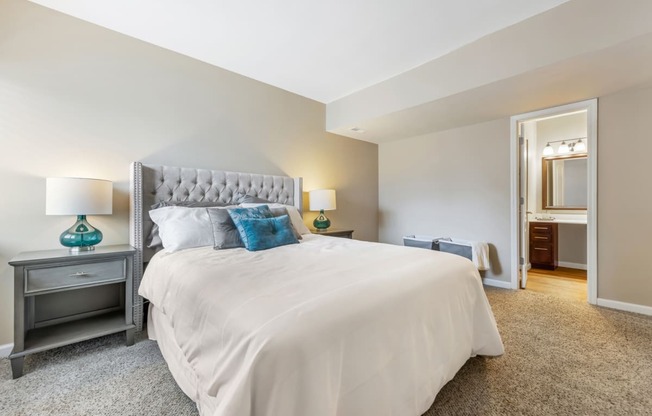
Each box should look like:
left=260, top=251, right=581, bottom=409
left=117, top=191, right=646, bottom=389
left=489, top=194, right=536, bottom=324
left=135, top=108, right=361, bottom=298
left=325, top=0, right=652, bottom=143
left=29, top=0, right=569, bottom=103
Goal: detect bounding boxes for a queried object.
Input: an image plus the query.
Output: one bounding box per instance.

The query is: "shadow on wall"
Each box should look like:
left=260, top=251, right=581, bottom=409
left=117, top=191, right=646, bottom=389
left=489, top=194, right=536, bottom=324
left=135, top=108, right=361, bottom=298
left=376, top=209, right=395, bottom=242
left=488, top=243, right=502, bottom=276
left=140, top=137, right=286, bottom=178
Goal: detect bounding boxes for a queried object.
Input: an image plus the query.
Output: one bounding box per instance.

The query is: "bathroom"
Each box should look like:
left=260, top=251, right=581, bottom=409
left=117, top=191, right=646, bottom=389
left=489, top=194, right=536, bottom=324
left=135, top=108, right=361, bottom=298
left=522, top=110, right=589, bottom=300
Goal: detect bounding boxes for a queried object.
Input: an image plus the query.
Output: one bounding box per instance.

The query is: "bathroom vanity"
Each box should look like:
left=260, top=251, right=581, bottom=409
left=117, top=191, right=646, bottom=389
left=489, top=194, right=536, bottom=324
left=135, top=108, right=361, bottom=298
left=529, top=222, right=558, bottom=270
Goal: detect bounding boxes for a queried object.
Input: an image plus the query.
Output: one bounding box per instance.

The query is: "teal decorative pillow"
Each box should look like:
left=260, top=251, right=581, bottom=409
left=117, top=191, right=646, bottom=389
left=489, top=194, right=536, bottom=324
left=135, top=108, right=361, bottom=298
left=231, top=215, right=298, bottom=251
left=227, top=205, right=273, bottom=222
left=213, top=205, right=273, bottom=249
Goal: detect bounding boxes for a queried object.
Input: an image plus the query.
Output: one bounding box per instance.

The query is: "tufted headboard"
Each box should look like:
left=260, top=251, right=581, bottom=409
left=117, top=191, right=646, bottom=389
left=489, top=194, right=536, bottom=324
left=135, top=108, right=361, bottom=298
left=129, top=162, right=303, bottom=330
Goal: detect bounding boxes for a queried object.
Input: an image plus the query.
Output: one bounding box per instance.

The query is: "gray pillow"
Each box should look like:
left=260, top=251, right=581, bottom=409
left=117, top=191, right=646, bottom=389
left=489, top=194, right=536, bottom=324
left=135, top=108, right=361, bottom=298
left=207, top=208, right=244, bottom=249
left=237, top=194, right=271, bottom=204
left=147, top=200, right=231, bottom=248
left=268, top=206, right=302, bottom=240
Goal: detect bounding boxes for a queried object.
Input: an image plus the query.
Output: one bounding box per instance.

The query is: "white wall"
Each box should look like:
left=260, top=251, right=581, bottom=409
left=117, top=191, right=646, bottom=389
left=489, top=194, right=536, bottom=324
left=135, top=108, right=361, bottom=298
left=379, top=119, right=512, bottom=283
left=0, top=1, right=379, bottom=346
left=524, top=120, right=538, bottom=214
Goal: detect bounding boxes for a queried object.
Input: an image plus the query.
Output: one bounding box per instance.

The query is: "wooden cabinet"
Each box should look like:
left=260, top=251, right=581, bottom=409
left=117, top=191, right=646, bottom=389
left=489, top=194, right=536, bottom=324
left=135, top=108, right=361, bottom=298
left=529, top=222, right=558, bottom=270
left=8, top=245, right=136, bottom=378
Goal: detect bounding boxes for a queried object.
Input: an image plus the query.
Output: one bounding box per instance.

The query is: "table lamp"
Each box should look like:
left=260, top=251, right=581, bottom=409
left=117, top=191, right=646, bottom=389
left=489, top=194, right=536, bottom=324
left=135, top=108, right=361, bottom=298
left=46, top=177, right=113, bottom=252
left=309, top=189, right=336, bottom=231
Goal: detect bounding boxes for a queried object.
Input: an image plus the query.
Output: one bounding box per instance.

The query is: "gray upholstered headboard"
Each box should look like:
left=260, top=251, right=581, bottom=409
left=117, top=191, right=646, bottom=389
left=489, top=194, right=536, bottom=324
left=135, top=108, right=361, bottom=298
left=129, top=162, right=303, bottom=330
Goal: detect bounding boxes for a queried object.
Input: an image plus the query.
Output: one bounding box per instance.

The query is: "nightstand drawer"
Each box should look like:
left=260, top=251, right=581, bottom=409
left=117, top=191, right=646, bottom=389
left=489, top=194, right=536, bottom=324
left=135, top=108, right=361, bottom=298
left=25, top=259, right=126, bottom=294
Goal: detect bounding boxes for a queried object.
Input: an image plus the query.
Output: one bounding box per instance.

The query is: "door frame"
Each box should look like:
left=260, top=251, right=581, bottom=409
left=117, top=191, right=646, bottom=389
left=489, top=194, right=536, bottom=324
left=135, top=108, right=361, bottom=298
left=509, top=99, right=598, bottom=304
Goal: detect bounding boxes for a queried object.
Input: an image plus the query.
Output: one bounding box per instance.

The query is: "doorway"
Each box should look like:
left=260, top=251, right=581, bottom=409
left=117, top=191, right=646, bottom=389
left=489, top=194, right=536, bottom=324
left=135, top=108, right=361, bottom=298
left=509, top=99, right=598, bottom=304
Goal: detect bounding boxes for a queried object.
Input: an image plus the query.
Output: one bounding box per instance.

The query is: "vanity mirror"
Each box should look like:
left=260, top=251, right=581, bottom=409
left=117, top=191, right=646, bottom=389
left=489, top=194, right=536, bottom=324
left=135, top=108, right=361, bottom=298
left=542, top=154, right=587, bottom=210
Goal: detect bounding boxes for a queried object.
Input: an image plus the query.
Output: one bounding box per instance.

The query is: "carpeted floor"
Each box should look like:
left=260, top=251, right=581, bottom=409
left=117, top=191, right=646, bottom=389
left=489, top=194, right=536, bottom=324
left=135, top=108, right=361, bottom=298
left=1, top=288, right=651, bottom=416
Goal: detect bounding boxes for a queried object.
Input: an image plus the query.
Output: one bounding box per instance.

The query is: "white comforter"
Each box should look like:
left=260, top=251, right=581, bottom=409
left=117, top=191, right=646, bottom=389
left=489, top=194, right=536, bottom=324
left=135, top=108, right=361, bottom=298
left=139, top=235, right=504, bottom=416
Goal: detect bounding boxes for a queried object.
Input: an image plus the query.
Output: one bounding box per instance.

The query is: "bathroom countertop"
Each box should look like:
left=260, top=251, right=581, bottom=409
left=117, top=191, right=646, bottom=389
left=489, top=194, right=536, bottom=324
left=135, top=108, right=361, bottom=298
left=530, top=218, right=587, bottom=225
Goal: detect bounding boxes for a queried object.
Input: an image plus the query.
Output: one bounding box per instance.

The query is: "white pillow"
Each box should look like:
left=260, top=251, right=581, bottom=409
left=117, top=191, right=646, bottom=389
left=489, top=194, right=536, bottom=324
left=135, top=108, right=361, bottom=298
left=149, top=206, right=215, bottom=252
left=240, top=203, right=311, bottom=235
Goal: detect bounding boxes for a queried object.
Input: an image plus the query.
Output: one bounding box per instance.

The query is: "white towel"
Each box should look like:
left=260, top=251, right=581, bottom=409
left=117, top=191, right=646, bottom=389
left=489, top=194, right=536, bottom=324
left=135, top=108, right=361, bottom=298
left=451, top=239, right=491, bottom=271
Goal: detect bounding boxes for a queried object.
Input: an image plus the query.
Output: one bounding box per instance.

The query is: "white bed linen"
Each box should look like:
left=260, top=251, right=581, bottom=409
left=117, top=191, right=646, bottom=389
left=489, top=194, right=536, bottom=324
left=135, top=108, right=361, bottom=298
left=139, top=235, right=504, bottom=416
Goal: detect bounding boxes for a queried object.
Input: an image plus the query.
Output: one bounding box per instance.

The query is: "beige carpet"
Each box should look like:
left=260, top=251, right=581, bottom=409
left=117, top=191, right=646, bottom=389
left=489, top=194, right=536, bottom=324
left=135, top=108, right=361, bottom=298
left=1, top=288, right=651, bottom=415
left=425, top=288, right=652, bottom=415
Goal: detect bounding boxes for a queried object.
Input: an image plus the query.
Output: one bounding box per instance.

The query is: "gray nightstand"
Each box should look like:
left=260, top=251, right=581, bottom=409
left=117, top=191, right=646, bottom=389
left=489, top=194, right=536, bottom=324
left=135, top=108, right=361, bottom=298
left=8, top=244, right=136, bottom=378
left=311, top=228, right=354, bottom=239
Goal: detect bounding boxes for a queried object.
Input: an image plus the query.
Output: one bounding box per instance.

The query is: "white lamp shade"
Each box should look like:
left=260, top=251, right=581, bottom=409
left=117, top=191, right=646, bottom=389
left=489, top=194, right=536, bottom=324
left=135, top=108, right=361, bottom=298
left=557, top=142, right=570, bottom=154
left=46, top=177, right=113, bottom=215
left=309, top=189, right=336, bottom=211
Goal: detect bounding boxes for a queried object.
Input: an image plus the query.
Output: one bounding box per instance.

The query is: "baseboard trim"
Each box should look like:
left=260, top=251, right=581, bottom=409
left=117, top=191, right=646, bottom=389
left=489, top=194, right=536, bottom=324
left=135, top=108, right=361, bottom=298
left=0, top=343, right=13, bottom=358
left=483, top=278, right=513, bottom=289
left=597, top=298, right=652, bottom=316
left=558, top=261, right=587, bottom=270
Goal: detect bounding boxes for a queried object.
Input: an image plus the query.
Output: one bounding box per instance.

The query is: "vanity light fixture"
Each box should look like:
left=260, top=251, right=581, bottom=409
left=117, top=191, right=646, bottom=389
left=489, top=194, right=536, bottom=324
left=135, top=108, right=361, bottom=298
left=542, top=137, right=587, bottom=156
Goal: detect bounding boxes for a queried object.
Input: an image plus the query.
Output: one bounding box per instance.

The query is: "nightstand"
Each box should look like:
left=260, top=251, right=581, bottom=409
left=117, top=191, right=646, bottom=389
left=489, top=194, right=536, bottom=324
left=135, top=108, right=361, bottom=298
left=311, top=228, right=354, bottom=239
left=8, top=244, right=136, bottom=378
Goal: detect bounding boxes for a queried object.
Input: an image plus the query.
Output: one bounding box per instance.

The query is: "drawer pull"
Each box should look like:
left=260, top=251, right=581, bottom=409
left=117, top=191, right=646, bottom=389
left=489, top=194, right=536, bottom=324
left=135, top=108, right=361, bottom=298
left=534, top=236, right=548, bottom=240
left=534, top=248, right=549, bottom=251
left=70, top=271, right=91, bottom=277
left=533, top=227, right=549, bottom=230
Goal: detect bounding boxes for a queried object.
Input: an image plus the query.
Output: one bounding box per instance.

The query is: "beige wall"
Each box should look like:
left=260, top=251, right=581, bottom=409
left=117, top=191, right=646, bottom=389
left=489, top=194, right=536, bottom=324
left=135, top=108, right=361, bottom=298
left=380, top=87, right=652, bottom=307
left=0, top=1, right=378, bottom=345
left=379, top=119, right=512, bottom=283
left=597, top=86, right=652, bottom=307
left=558, top=224, right=587, bottom=268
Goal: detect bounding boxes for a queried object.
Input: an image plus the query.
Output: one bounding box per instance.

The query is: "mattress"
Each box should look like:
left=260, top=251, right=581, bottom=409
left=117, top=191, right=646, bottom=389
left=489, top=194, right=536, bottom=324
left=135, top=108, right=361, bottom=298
left=139, top=234, right=504, bottom=416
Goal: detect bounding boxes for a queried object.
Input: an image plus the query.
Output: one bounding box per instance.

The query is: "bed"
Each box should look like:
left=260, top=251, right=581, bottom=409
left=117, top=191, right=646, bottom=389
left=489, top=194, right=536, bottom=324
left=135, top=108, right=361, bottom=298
left=130, top=162, right=504, bottom=416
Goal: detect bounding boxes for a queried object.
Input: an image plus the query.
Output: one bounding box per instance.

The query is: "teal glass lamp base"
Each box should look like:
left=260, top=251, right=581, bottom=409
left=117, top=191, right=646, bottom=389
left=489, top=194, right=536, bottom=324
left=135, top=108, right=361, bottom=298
left=60, top=215, right=103, bottom=252
left=313, top=209, right=331, bottom=231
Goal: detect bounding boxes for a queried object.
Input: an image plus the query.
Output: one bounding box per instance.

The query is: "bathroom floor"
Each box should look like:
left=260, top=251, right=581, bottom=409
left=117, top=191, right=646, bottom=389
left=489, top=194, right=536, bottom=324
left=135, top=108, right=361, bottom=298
left=526, top=267, right=587, bottom=302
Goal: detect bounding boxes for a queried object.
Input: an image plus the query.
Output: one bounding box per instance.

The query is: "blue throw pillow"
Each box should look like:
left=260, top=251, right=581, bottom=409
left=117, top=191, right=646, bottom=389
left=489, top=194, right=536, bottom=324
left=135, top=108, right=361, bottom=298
left=231, top=215, right=299, bottom=251
left=227, top=205, right=273, bottom=221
